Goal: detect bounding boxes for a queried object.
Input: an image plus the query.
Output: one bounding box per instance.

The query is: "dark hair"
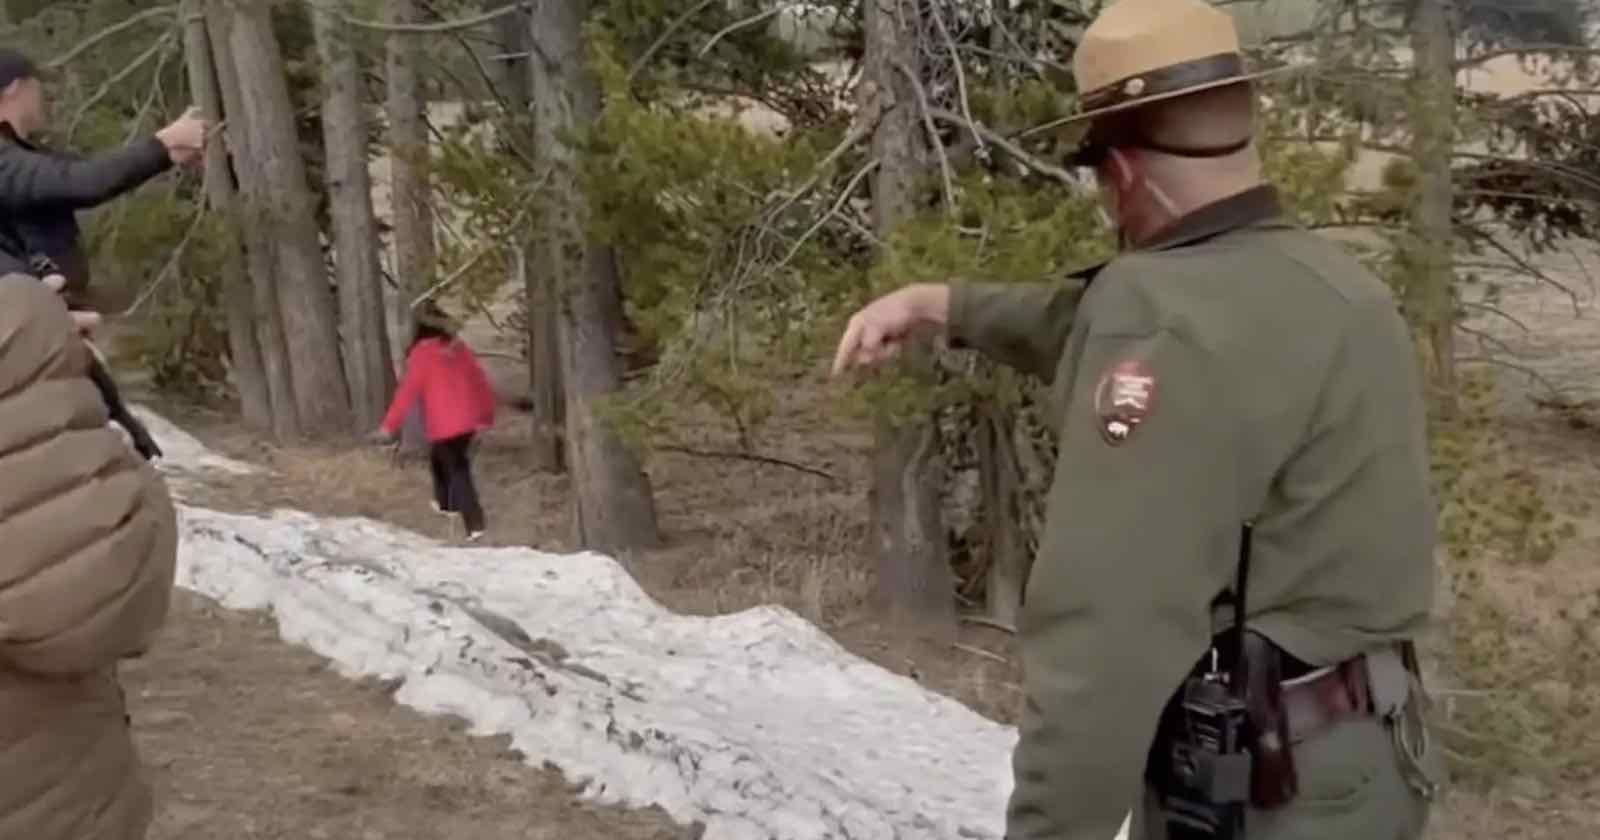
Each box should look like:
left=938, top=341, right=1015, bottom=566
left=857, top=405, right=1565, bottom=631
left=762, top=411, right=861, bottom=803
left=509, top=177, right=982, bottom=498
left=409, top=320, right=452, bottom=352
left=0, top=49, right=38, bottom=90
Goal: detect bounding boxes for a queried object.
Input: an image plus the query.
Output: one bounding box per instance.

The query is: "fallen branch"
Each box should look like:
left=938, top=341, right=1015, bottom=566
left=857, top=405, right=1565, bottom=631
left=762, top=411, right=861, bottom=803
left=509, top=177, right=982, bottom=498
left=952, top=642, right=1008, bottom=665
left=656, top=444, right=838, bottom=482
left=960, top=614, right=1017, bottom=635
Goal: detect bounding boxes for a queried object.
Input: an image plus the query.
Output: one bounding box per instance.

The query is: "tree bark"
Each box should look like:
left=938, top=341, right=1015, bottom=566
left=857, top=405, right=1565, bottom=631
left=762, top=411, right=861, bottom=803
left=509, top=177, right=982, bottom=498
left=490, top=0, right=563, bottom=473
left=863, top=0, right=954, bottom=630
left=529, top=0, right=659, bottom=552
left=485, top=0, right=531, bottom=111
left=1410, top=0, right=1458, bottom=407
left=313, top=0, right=394, bottom=432
left=977, top=407, right=1029, bottom=629
left=204, top=0, right=298, bottom=440
left=385, top=0, right=436, bottom=342
left=221, top=0, right=351, bottom=437
left=182, top=0, right=271, bottom=432
left=517, top=241, right=565, bottom=472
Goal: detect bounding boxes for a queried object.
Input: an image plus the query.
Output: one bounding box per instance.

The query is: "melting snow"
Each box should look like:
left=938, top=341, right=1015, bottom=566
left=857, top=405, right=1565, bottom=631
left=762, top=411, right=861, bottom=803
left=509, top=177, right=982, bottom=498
left=138, top=406, right=1132, bottom=840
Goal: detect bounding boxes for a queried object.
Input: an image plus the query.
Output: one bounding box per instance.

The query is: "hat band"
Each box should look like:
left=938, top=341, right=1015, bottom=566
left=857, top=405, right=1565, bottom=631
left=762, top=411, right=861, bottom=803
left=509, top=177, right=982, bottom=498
left=1079, top=52, right=1246, bottom=113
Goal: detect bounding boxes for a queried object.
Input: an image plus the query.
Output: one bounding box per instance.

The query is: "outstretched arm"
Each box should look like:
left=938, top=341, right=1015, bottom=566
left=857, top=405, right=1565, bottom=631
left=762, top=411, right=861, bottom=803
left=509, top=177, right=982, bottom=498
left=947, top=279, right=1089, bottom=382
left=0, top=137, right=172, bottom=211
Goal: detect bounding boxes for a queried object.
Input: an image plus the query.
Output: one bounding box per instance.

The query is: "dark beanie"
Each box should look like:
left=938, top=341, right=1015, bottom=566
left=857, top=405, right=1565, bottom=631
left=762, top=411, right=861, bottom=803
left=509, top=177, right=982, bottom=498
left=0, top=49, right=37, bottom=90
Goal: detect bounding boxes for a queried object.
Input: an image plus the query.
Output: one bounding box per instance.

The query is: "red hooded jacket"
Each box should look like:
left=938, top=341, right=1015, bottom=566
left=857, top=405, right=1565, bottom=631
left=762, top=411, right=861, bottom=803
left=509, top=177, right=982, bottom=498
left=381, top=337, right=497, bottom=442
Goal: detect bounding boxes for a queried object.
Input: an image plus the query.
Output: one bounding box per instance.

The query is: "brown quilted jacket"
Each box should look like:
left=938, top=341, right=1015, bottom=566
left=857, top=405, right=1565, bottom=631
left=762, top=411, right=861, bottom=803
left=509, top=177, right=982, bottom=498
left=0, top=274, right=177, bottom=840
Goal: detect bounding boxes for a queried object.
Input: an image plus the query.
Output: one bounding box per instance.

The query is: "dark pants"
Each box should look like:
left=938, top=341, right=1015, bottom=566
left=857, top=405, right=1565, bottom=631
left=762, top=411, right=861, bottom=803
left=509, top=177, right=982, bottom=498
left=429, top=433, right=485, bottom=534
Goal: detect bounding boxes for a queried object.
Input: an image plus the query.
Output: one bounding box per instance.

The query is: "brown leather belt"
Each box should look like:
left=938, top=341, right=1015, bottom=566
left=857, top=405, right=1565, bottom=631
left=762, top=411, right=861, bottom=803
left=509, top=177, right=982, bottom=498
left=1281, top=657, right=1374, bottom=744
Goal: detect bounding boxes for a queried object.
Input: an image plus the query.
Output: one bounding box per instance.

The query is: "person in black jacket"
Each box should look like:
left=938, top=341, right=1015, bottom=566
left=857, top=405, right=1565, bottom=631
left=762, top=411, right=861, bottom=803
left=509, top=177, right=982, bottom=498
left=0, top=48, right=207, bottom=459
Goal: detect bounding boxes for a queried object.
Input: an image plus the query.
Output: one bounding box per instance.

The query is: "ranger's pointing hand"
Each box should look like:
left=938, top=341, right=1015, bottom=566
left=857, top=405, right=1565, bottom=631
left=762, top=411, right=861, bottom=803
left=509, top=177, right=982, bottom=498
left=830, top=283, right=950, bottom=377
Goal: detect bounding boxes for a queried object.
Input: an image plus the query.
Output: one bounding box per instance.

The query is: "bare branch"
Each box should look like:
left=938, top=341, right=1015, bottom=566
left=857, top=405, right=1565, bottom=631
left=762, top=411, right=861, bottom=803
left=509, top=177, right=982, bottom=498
left=67, top=32, right=177, bottom=145
left=628, top=0, right=720, bottom=83
left=926, top=108, right=1079, bottom=188
left=779, top=157, right=880, bottom=268
left=1460, top=300, right=1531, bottom=332
left=303, top=0, right=528, bottom=34
left=929, top=3, right=982, bottom=154
left=699, top=6, right=783, bottom=58
left=1465, top=229, right=1584, bottom=316
left=120, top=191, right=208, bottom=318
left=1456, top=355, right=1566, bottom=397
left=893, top=59, right=956, bottom=217
left=47, top=5, right=178, bottom=69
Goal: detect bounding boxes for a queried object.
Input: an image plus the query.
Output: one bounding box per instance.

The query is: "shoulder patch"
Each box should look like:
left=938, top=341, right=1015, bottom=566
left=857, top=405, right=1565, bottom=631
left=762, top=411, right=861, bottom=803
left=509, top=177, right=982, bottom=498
left=1093, top=358, right=1156, bottom=445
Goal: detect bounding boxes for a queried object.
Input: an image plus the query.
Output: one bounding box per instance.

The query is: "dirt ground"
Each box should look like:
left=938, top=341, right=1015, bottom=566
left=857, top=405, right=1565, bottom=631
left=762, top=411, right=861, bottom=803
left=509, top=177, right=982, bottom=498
left=114, top=247, right=1600, bottom=837
left=122, top=593, right=696, bottom=840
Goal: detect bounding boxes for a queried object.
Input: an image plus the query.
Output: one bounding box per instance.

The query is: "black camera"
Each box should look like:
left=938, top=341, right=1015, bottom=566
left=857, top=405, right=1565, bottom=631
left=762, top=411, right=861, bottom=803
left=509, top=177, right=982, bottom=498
left=1162, top=671, right=1252, bottom=839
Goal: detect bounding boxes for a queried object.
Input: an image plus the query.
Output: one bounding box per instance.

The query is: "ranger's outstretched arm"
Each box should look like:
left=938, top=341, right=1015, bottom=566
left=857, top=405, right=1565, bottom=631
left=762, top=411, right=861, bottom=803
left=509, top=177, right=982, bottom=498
left=947, top=278, right=1090, bottom=381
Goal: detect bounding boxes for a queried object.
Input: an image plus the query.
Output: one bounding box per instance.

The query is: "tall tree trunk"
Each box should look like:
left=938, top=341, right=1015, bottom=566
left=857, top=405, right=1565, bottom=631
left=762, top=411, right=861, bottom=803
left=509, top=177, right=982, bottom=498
left=529, top=0, right=659, bottom=552
left=518, top=241, right=565, bottom=472
left=1410, top=0, right=1457, bottom=407
left=385, top=0, right=436, bottom=343
left=313, top=0, right=394, bottom=431
left=222, top=0, right=351, bottom=437
left=182, top=0, right=270, bottom=432
left=204, top=0, right=298, bottom=440
left=488, top=2, right=563, bottom=473
left=864, top=0, right=954, bottom=630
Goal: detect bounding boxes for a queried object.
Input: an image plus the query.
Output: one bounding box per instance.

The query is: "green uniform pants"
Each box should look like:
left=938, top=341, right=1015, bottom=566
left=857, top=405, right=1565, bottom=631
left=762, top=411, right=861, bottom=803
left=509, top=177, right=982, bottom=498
left=1132, top=717, right=1436, bottom=840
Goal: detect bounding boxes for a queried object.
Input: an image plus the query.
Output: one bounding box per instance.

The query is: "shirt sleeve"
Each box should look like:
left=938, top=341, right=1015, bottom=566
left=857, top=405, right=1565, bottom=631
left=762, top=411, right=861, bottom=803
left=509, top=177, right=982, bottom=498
left=1005, top=326, right=1245, bottom=840
left=0, top=137, right=173, bottom=211
left=947, top=279, right=1088, bottom=382
left=380, top=349, right=426, bottom=435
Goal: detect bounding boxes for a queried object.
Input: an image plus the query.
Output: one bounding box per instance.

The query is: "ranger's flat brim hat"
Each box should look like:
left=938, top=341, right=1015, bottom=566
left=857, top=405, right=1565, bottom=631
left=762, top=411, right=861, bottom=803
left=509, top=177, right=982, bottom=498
left=1028, top=0, right=1302, bottom=141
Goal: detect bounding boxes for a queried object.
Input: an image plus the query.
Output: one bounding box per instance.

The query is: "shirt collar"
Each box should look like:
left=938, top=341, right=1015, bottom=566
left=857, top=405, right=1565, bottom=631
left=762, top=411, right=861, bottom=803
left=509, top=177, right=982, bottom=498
left=1137, top=185, right=1292, bottom=252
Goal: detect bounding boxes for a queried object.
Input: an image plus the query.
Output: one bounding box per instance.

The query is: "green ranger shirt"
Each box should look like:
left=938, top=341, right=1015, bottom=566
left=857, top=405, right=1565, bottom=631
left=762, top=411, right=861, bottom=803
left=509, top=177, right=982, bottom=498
left=947, top=186, right=1437, bottom=840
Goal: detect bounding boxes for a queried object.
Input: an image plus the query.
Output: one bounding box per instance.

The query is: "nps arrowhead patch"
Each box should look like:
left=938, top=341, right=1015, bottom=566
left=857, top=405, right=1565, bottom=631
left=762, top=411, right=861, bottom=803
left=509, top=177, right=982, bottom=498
left=1093, top=358, right=1156, bottom=446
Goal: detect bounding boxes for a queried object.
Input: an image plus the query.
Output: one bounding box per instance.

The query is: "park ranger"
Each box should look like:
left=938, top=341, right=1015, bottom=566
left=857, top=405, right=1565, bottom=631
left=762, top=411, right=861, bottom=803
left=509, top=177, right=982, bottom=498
left=832, top=0, right=1441, bottom=838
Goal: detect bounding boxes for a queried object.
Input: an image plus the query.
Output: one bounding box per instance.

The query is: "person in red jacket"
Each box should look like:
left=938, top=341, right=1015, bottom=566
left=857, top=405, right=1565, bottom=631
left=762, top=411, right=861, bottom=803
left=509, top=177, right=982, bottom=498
left=375, top=303, right=496, bottom=541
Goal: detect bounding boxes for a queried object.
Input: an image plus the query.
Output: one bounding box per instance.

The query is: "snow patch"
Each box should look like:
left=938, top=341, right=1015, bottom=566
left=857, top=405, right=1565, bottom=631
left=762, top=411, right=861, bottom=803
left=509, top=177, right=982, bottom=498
left=130, top=405, right=258, bottom=476
left=142, top=405, right=1131, bottom=840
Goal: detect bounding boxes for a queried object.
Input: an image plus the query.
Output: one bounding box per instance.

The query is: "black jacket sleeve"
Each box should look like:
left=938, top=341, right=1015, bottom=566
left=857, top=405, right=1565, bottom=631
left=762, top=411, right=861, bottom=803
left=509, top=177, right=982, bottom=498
left=0, top=136, right=172, bottom=211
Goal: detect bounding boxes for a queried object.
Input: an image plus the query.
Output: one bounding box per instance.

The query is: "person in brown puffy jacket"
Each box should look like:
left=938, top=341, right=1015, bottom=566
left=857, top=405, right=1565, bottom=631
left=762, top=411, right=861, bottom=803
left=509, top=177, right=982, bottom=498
left=0, top=273, right=178, bottom=840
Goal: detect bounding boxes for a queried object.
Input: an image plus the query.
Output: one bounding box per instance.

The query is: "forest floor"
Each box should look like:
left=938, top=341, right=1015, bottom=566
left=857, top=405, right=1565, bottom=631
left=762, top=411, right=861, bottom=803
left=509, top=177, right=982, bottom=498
left=116, top=252, right=1600, bottom=838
